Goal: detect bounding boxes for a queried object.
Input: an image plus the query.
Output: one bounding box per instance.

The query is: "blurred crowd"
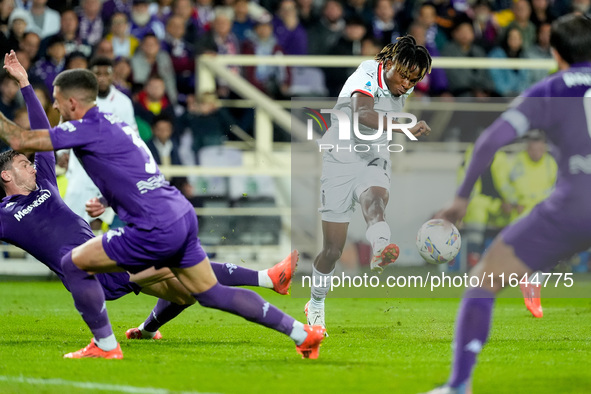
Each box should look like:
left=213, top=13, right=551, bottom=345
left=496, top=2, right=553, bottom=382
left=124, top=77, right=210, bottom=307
left=0, top=0, right=583, bottom=155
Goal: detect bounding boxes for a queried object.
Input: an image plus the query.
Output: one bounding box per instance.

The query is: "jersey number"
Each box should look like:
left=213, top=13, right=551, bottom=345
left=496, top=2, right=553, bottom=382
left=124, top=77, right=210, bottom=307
left=122, top=125, right=157, bottom=174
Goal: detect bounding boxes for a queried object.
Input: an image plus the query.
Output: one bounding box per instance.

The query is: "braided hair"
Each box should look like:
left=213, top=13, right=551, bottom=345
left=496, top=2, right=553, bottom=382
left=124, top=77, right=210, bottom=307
left=375, top=35, right=432, bottom=81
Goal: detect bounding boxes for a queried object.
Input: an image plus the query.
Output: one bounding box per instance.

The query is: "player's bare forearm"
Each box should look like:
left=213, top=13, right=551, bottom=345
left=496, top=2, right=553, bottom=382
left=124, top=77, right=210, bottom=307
left=0, top=112, right=53, bottom=152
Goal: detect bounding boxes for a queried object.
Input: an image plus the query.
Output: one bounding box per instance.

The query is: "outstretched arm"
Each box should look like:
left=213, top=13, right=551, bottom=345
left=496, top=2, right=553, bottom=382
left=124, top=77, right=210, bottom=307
left=0, top=111, right=53, bottom=152
left=1, top=50, right=53, bottom=152
left=436, top=117, right=518, bottom=224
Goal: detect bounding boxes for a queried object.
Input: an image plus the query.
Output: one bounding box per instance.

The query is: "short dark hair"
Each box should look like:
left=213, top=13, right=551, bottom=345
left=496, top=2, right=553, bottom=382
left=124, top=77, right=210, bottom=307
left=53, top=69, right=98, bottom=103
left=152, top=113, right=173, bottom=127
left=0, top=150, right=22, bottom=191
left=550, top=14, right=591, bottom=65
left=89, top=56, right=113, bottom=69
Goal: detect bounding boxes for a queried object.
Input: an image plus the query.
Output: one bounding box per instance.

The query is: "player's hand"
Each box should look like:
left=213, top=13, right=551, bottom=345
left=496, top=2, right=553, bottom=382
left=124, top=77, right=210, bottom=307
left=409, top=120, right=431, bottom=138
left=434, top=196, right=469, bottom=226
left=86, top=197, right=106, bottom=218
left=3, top=50, right=29, bottom=88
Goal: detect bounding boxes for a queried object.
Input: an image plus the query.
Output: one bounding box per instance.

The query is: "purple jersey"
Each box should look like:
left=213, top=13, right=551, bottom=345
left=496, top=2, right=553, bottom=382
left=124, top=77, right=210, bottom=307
left=0, top=86, right=94, bottom=283
left=501, top=61, right=591, bottom=217
left=48, top=107, right=192, bottom=230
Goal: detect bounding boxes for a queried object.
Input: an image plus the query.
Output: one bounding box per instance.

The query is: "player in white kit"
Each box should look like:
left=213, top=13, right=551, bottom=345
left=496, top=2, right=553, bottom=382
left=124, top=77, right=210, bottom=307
left=306, top=36, right=433, bottom=332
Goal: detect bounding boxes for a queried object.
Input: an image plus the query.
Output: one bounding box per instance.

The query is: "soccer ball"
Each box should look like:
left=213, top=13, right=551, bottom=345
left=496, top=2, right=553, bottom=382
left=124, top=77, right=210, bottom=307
left=416, top=219, right=461, bottom=264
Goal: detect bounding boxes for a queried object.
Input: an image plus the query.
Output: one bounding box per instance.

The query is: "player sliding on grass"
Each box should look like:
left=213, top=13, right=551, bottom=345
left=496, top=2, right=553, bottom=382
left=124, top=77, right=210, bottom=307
left=0, top=50, right=326, bottom=359
left=306, top=36, right=432, bottom=332
left=426, top=14, right=591, bottom=393
left=0, top=63, right=297, bottom=342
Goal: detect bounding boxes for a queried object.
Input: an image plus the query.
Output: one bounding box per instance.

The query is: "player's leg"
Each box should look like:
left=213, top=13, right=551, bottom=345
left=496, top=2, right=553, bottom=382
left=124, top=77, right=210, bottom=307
left=60, top=236, right=124, bottom=359
left=306, top=221, right=348, bottom=331
left=127, top=275, right=196, bottom=339
left=359, top=185, right=399, bottom=273
left=125, top=251, right=299, bottom=339
left=172, top=259, right=326, bottom=358
left=445, top=237, right=531, bottom=392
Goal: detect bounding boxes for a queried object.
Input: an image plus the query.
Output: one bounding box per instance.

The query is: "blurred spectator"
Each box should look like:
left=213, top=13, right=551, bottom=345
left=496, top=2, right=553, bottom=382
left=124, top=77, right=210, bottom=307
left=149, top=0, right=173, bottom=23
left=133, top=75, right=175, bottom=124
left=307, top=0, right=345, bottom=55
left=12, top=106, right=30, bottom=129
left=407, top=22, right=448, bottom=96
left=101, top=0, right=131, bottom=25
left=6, top=8, right=32, bottom=52
left=130, top=32, right=178, bottom=105
left=29, top=0, right=60, bottom=39
left=180, top=92, right=234, bottom=161
left=196, top=7, right=240, bottom=98
left=78, top=0, right=103, bottom=46
left=525, top=22, right=552, bottom=84
left=47, top=0, right=78, bottom=14
left=162, top=14, right=195, bottom=94
left=32, top=83, right=59, bottom=126
left=441, top=18, right=492, bottom=97
left=232, top=0, right=256, bottom=43
left=371, top=0, right=401, bottom=47
left=112, top=56, right=132, bottom=97
left=343, top=0, right=373, bottom=25
left=505, top=129, right=557, bottom=219
left=296, top=0, right=319, bottom=29
left=146, top=113, right=182, bottom=167
left=488, top=27, right=530, bottom=97
left=530, top=0, right=555, bottom=28
left=472, top=0, right=500, bottom=53
left=65, top=50, right=88, bottom=69
left=572, top=0, right=591, bottom=16
left=242, top=14, right=289, bottom=98
left=19, top=31, right=40, bottom=61
left=273, top=0, right=307, bottom=55
left=196, top=0, right=215, bottom=32
left=56, top=9, right=92, bottom=58
left=0, top=0, right=16, bottom=35
left=31, top=34, right=65, bottom=94
left=91, top=56, right=138, bottom=131
left=0, top=72, right=23, bottom=120
left=416, top=2, right=447, bottom=53
left=130, top=0, right=165, bottom=40
left=94, top=37, right=114, bottom=59
left=360, top=35, right=381, bottom=56
left=171, top=0, right=200, bottom=44
left=324, top=15, right=366, bottom=96
left=106, top=12, right=139, bottom=58
left=506, top=0, right=536, bottom=49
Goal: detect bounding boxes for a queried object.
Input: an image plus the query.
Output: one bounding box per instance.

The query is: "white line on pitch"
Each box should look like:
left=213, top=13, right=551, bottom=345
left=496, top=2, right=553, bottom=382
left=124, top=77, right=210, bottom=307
left=0, top=375, right=219, bottom=394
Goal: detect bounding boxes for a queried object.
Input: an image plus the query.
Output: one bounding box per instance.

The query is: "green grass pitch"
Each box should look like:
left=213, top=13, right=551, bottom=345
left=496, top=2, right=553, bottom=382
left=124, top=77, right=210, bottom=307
left=1, top=280, right=590, bottom=393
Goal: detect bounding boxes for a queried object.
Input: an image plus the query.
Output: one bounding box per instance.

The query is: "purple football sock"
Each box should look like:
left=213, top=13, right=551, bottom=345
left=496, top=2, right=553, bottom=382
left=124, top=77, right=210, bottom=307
left=449, top=287, right=495, bottom=388
left=61, top=251, right=113, bottom=340
left=210, top=261, right=259, bottom=286
left=193, top=283, right=294, bottom=335
left=143, top=299, right=190, bottom=332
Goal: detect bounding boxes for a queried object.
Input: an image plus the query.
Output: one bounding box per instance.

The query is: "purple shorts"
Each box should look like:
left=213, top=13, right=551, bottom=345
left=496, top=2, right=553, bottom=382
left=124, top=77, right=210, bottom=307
left=102, top=211, right=207, bottom=274
left=500, top=200, right=591, bottom=272
left=96, top=272, right=142, bottom=301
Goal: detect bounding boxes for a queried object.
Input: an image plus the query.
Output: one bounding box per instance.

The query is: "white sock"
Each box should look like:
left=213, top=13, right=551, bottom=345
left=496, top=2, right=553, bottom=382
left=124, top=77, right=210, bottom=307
left=258, top=269, right=273, bottom=288
left=310, top=266, right=333, bottom=306
left=366, top=221, right=391, bottom=255
left=94, top=334, right=117, bottom=351
left=138, top=322, right=157, bottom=339
left=290, top=320, right=308, bottom=345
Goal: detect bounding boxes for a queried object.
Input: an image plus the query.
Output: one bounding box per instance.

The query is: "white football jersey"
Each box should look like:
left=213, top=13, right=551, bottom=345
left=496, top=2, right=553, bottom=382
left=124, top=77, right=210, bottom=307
left=320, top=60, right=412, bottom=162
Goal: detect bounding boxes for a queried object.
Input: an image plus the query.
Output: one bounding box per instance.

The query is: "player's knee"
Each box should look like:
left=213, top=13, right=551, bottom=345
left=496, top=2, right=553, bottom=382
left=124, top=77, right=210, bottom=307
left=322, top=247, right=342, bottom=264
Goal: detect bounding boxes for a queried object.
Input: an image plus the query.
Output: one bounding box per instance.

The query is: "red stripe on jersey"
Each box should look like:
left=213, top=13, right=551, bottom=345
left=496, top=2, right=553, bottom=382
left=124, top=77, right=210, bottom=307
left=352, top=89, right=373, bottom=97
left=377, top=62, right=384, bottom=89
